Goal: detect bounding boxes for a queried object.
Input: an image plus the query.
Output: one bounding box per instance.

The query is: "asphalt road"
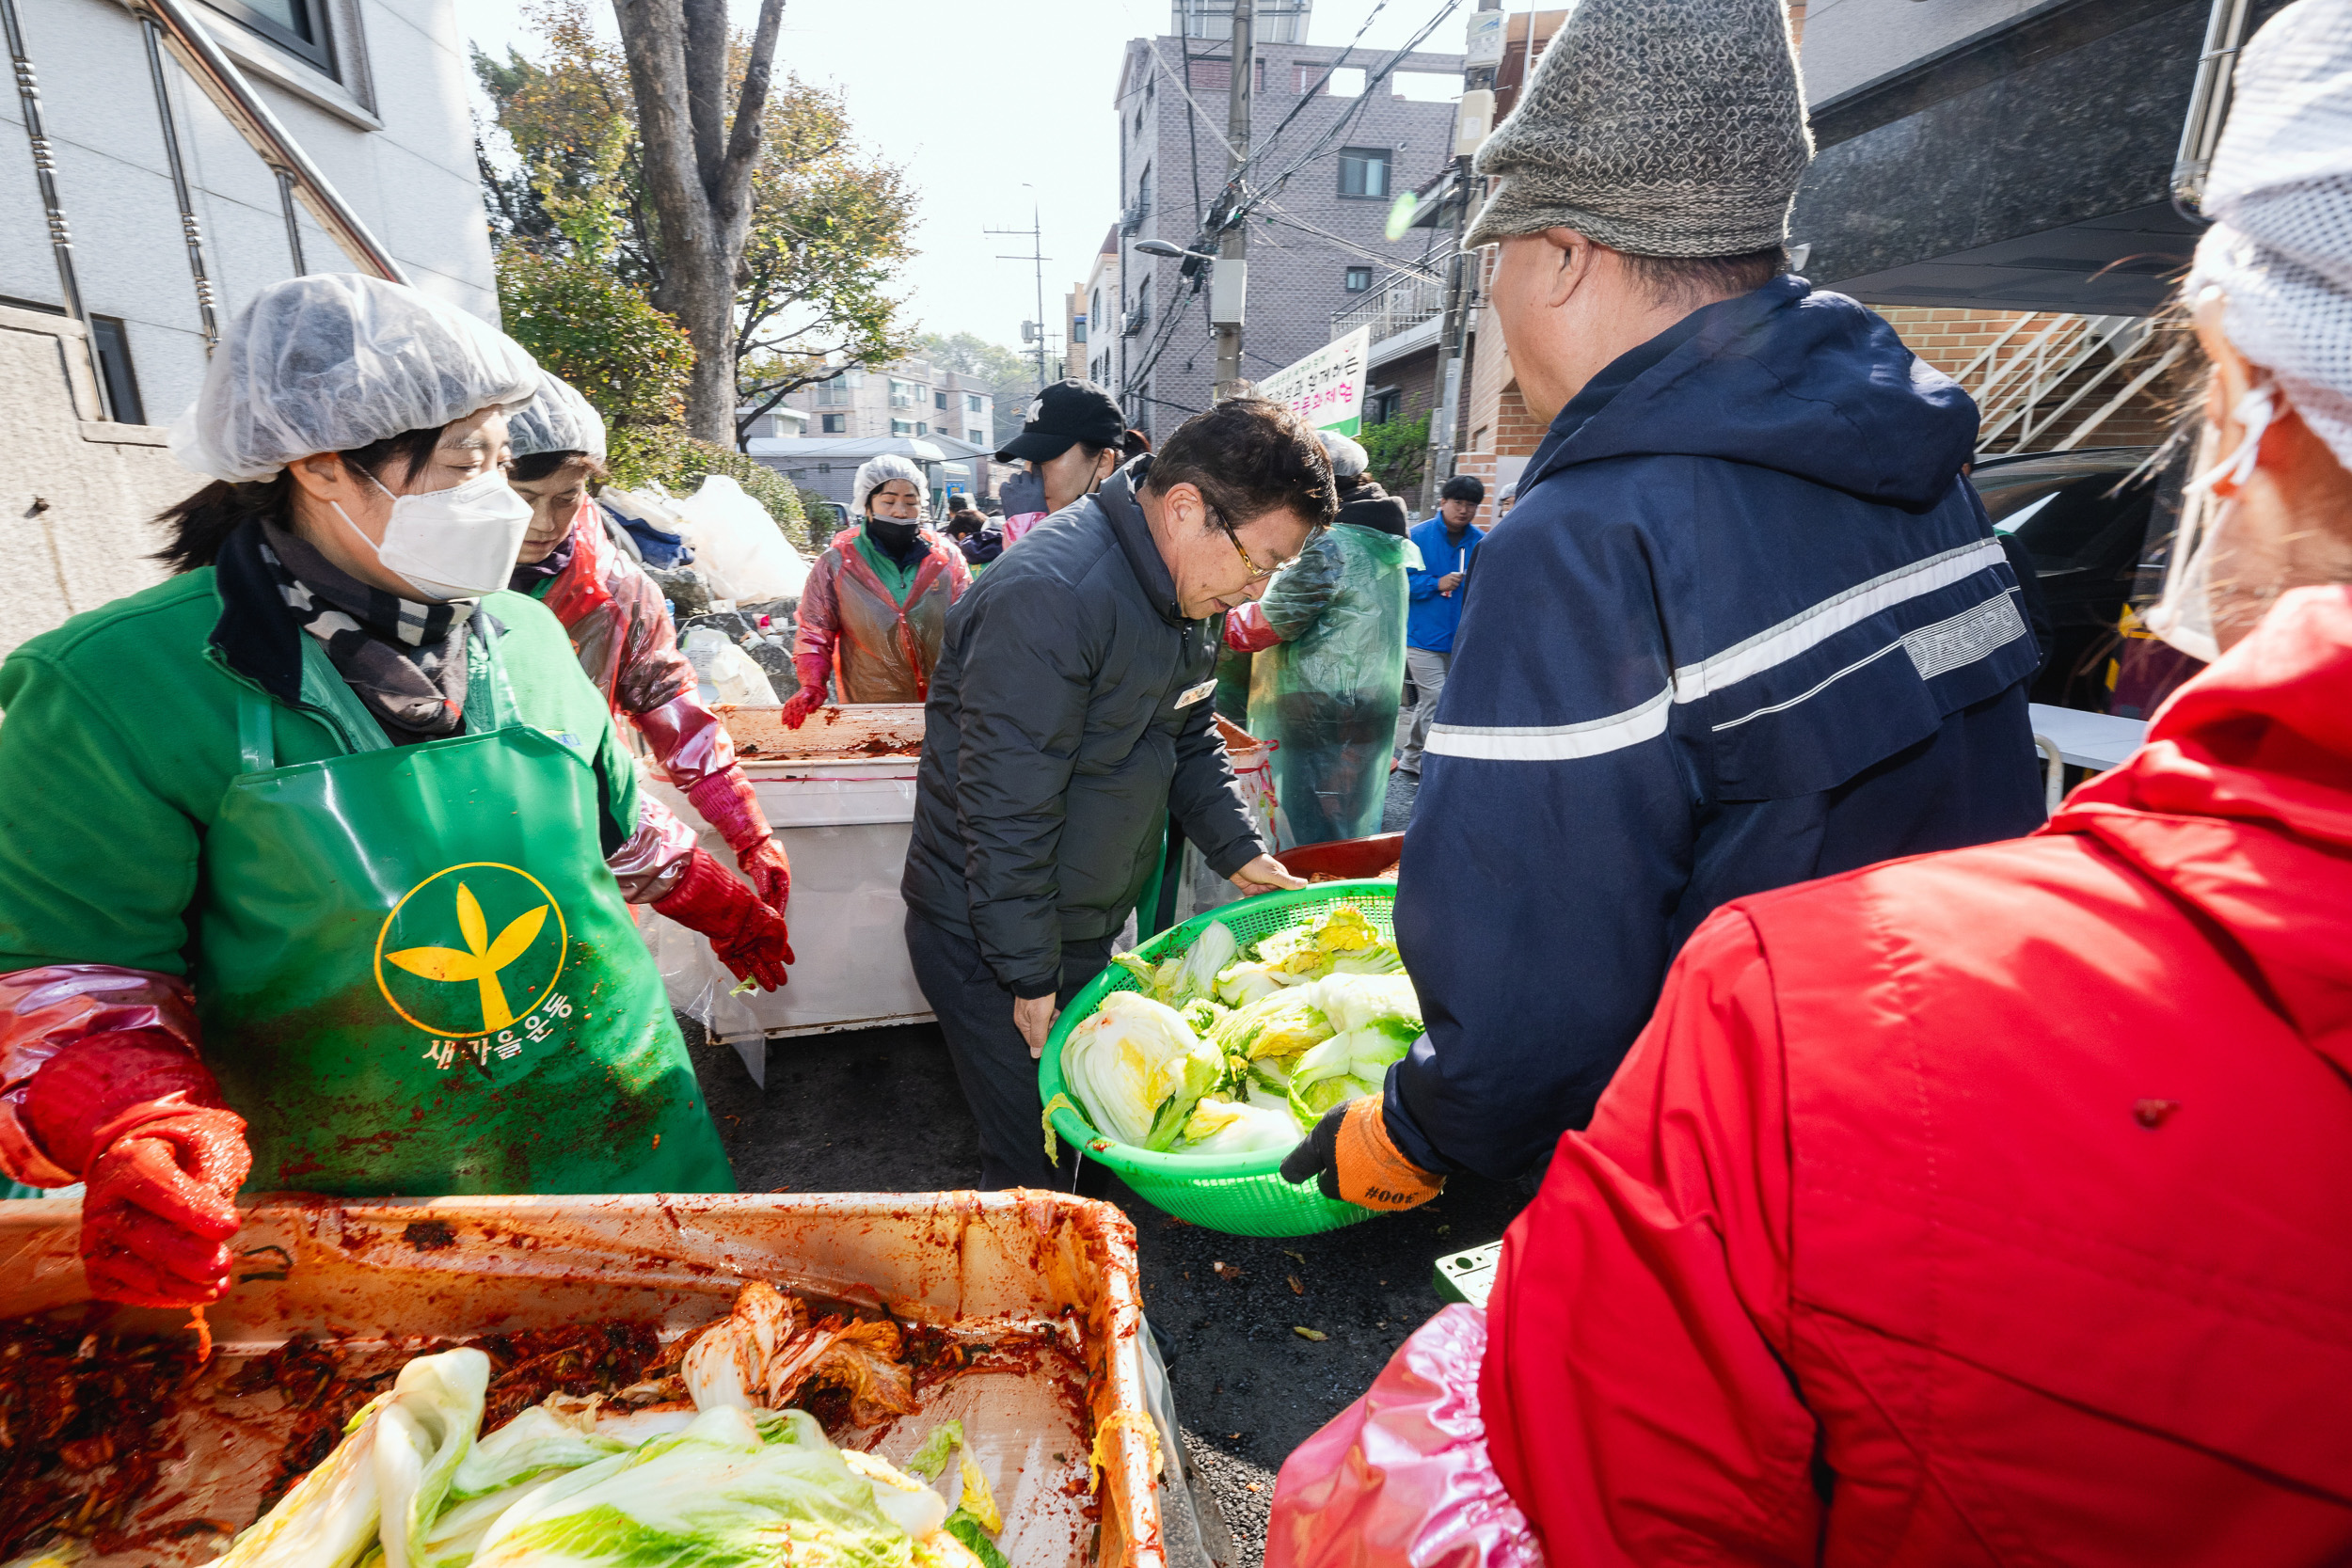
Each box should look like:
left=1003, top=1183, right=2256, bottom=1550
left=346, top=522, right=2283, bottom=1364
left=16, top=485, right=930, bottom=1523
left=689, top=769, right=1530, bottom=1567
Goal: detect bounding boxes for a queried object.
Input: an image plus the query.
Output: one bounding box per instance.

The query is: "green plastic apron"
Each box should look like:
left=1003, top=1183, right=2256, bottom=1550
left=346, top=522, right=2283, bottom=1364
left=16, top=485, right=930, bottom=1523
left=193, top=633, right=734, bottom=1196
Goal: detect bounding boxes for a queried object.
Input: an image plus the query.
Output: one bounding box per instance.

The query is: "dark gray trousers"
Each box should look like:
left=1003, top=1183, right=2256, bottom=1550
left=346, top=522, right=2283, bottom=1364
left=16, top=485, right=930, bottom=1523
left=905, top=911, right=1116, bottom=1191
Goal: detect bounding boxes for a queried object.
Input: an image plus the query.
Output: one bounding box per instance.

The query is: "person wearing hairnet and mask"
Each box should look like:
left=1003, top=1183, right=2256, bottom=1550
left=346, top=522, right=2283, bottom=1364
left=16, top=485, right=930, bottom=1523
left=781, top=453, right=971, bottom=725
left=0, top=275, right=748, bottom=1310
left=1267, top=6, right=2352, bottom=1562
left=504, top=374, right=796, bottom=927
left=1221, top=430, right=1411, bottom=845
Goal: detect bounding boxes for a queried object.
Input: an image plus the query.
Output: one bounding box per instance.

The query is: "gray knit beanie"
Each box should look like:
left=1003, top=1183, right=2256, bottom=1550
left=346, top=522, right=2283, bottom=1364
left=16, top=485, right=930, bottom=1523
left=1466, top=0, right=1813, bottom=257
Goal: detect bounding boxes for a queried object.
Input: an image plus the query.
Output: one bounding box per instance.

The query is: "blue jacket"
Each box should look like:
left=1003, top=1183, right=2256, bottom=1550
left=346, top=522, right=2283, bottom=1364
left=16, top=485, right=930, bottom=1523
left=1388, top=277, right=2043, bottom=1180
left=1406, top=516, right=1486, bottom=652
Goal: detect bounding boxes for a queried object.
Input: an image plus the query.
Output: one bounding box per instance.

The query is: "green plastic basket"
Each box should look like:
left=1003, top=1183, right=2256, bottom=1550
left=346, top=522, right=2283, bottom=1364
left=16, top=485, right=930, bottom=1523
left=1038, top=880, right=1398, bottom=1238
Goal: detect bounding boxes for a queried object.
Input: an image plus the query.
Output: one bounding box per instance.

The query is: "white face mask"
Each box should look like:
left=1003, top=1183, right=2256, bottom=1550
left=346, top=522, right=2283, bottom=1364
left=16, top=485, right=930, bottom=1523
left=2146, top=381, right=2277, bottom=664
left=331, top=466, right=535, bottom=602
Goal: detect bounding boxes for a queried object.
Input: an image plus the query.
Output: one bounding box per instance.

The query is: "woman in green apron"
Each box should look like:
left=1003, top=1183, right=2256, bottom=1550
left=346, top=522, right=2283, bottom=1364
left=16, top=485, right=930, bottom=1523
left=0, top=275, right=778, bottom=1307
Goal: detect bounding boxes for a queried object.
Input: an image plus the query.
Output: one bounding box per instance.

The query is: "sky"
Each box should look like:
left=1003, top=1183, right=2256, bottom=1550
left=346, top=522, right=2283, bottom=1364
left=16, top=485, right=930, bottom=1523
left=463, top=0, right=1470, bottom=356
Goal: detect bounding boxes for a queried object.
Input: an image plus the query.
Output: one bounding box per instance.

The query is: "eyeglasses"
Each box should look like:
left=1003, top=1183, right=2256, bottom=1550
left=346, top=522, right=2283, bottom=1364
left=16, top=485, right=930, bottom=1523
left=1206, top=499, right=1311, bottom=581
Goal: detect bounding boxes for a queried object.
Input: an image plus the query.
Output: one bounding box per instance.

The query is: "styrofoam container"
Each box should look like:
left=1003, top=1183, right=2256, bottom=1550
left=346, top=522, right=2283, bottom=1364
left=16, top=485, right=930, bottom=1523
left=646, top=705, right=931, bottom=1084
left=0, top=1191, right=1172, bottom=1568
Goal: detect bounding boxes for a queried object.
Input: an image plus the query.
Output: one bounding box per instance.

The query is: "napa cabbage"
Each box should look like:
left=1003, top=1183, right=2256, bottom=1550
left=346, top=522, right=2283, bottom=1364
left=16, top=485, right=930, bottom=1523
left=1060, top=990, right=1224, bottom=1150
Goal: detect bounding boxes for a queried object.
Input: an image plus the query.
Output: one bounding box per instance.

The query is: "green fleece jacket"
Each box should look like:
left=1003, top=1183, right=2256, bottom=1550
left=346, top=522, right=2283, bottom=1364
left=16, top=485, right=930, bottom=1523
left=0, top=570, right=640, bottom=974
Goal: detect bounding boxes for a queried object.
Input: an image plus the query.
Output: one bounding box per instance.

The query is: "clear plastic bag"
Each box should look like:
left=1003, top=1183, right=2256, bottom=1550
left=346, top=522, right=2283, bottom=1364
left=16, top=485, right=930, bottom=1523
left=670, top=475, right=810, bottom=603
left=679, top=627, right=783, bottom=706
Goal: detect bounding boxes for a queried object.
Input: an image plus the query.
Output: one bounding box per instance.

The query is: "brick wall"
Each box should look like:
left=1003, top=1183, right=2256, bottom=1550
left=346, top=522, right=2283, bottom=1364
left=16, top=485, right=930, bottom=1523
left=1872, top=305, right=2184, bottom=451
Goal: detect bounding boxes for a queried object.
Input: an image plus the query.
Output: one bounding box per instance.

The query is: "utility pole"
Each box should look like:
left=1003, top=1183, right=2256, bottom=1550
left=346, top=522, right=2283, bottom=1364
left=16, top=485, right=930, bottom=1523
left=1425, top=0, right=1504, bottom=498
left=987, top=194, right=1054, bottom=393
left=1210, top=0, right=1253, bottom=402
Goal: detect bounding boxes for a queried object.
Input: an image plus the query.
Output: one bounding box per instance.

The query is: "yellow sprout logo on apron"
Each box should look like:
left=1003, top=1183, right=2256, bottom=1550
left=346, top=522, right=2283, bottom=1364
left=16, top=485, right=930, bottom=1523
left=374, top=863, right=569, bottom=1038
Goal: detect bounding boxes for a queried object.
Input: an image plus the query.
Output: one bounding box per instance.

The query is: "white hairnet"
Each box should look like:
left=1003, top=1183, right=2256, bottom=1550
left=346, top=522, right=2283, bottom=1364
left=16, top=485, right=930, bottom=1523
left=1318, top=430, right=1370, bottom=478
left=507, top=372, right=608, bottom=462
left=169, top=273, right=542, bottom=483
left=2183, top=0, right=2352, bottom=469
left=852, top=453, right=928, bottom=515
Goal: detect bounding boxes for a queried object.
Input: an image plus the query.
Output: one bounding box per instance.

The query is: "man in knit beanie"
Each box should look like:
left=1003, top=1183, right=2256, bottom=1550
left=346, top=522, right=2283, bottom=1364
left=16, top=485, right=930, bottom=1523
left=1279, top=0, right=2044, bottom=1212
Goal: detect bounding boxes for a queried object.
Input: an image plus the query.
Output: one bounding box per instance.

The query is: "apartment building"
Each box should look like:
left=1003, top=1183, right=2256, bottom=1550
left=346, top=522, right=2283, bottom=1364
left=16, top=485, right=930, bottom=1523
left=1104, top=3, right=1463, bottom=441
left=754, top=357, right=1001, bottom=509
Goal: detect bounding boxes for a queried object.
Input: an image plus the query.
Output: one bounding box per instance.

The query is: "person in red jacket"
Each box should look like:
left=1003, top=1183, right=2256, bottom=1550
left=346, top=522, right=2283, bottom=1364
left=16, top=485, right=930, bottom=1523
left=1268, top=4, right=2352, bottom=1561
left=504, top=374, right=795, bottom=930
left=782, top=454, right=971, bottom=723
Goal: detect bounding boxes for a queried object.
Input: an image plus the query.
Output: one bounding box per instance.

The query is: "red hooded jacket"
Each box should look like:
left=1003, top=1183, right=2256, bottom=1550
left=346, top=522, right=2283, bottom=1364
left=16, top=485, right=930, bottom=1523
left=1483, top=584, right=2352, bottom=1564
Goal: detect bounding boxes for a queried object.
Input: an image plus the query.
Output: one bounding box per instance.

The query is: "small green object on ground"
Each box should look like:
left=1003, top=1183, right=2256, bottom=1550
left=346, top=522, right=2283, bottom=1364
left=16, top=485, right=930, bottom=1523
left=1432, top=1240, right=1504, bottom=1307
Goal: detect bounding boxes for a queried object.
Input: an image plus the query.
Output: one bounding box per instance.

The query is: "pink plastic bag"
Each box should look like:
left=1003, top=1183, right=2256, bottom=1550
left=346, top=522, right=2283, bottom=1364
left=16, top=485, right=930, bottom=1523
left=1266, top=1305, right=1545, bottom=1568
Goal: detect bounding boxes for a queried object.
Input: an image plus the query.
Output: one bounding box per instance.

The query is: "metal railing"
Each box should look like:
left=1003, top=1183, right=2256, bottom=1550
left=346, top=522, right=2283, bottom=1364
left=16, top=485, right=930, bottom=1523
left=1330, top=267, right=1447, bottom=343
left=1955, top=313, right=2183, bottom=454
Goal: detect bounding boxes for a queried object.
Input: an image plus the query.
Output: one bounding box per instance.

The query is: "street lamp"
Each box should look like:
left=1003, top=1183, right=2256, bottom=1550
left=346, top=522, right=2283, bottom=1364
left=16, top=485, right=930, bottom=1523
left=1133, top=238, right=1217, bottom=262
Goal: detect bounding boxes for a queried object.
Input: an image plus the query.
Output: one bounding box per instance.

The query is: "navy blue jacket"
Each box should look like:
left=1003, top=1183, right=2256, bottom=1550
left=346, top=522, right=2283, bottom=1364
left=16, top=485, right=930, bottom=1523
left=1406, top=516, right=1486, bottom=652
left=1388, top=278, right=2043, bottom=1180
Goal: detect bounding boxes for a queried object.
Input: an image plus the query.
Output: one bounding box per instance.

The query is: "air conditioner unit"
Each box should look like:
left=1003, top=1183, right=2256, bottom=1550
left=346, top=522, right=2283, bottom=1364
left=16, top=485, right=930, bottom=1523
left=1119, top=204, right=1148, bottom=234
left=1122, top=304, right=1150, bottom=336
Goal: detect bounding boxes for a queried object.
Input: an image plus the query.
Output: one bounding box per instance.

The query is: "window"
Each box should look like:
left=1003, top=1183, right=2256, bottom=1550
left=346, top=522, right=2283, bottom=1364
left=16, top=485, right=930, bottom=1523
left=1136, top=163, right=1152, bottom=215
left=1325, top=66, right=1366, bottom=98
left=967, top=428, right=985, bottom=444
left=1338, top=148, right=1391, bottom=198
left=1073, top=316, right=1088, bottom=344
left=89, top=316, right=145, bottom=425
left=1392, top=72, right=1461, bottom=103
left=815, top=377, right=851, bottom=406
left=915, top=421, right=930, bottom=436
left=1365, top=387, right=1401, bottom=426
left=934, top=389, right=949, bottom=410
left=891, top=419, right=914, bottom=436
left=889, top=379, right=918, bottom=408
left=821, top=413, right=845, bottom=434
left=1343, top=266, right=1373, bottom=293
left=211, top=0, right=333, bottom=72
left=966, top=392, right=984, bottom=414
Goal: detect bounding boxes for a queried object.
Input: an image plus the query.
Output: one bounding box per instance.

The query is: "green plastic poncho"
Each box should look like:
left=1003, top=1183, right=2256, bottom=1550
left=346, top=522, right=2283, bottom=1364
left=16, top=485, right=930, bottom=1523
left=1246, top=524, right=1410, bottom=847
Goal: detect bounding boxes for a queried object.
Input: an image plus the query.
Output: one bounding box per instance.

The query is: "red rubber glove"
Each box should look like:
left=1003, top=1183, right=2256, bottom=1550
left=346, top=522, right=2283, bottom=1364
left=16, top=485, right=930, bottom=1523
left=779, top=657, right=832, bottom=730
left=1224, top=600, right=1284, bottom=653
left=655, top=848, right=795, bottom=991
left=684, top=769, right=792, bottom=914
left=22, top=1033, right=251, bottom=1307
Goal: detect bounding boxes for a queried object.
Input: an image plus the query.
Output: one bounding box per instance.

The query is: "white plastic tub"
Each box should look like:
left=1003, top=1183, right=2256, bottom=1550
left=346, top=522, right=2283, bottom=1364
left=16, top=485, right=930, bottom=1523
left=644, top=705, right=931, bottom=1085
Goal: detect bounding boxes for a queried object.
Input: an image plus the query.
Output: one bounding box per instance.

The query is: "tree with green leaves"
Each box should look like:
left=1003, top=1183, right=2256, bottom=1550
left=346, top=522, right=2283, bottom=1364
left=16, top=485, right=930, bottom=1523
left=475, top=0, right=914, bottom=447
left=1359, top=412, right=1430, bottom=503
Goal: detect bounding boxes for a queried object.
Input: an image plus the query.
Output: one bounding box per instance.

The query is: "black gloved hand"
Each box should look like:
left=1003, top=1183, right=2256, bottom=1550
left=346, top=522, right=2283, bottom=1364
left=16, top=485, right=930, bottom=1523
left=1279, top=1103, right=1348, bottom=1202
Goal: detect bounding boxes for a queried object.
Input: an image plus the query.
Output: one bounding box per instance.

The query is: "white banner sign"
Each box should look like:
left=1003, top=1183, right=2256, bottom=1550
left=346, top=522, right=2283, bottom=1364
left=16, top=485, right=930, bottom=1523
left=1257, top=325, right=1371, bottom=436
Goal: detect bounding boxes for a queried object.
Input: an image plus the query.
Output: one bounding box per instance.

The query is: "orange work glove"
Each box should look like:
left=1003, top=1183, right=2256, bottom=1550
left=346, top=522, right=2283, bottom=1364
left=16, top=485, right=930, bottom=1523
left=1280, top=1096, right=1445, bottom=1212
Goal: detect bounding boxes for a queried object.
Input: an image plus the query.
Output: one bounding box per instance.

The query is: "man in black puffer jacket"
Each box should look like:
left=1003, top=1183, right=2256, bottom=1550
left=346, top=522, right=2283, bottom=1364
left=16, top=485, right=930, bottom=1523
left=901, top=399, right=1333, bottom=1189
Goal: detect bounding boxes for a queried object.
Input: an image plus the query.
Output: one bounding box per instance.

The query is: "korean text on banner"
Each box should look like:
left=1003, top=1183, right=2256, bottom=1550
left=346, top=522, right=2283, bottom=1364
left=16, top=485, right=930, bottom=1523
left=1258, top=326, right=1371, bottom=436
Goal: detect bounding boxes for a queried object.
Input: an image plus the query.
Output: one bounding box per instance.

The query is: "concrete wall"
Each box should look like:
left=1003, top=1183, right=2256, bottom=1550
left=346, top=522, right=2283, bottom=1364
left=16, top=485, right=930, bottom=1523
left=0, top=0, right=497, bottom=431
left=0, top=305, right=189, bottom=658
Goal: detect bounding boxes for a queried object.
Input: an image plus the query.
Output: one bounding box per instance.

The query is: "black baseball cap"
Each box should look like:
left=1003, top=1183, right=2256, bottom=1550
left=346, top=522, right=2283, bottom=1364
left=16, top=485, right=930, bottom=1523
left=995, top=378, right=1127, bottom=463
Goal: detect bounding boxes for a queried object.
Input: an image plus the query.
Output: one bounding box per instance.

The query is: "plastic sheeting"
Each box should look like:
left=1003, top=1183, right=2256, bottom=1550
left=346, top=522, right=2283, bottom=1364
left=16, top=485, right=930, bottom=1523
left=671, top=475, right=810, bottom=603
left=1264, top=1305, right=1543, bottom=1568
left=1246, top=527, right=1410, bottom=847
